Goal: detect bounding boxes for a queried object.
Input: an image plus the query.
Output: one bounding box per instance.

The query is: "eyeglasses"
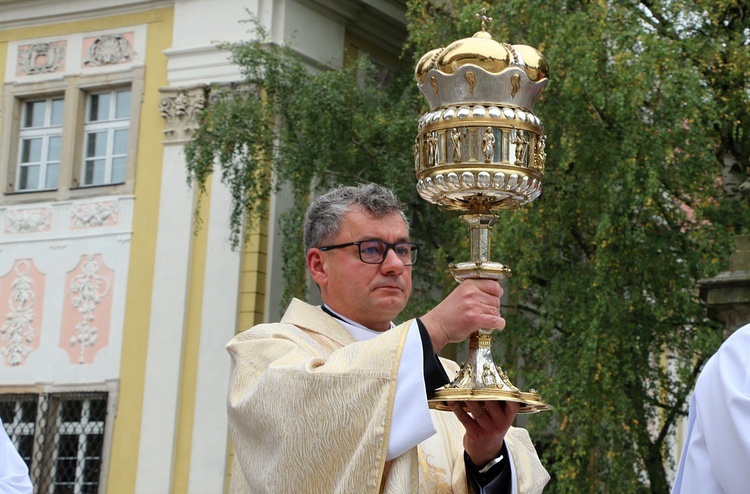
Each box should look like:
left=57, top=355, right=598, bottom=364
left=318, top=240, right=420, bottom=266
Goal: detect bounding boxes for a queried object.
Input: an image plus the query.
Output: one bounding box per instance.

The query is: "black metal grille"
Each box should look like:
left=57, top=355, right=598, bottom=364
left=1, top=392, right=108, bottom=494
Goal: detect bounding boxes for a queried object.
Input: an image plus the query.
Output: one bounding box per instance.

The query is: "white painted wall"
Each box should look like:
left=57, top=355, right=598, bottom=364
left=0, top=197, right=134, bottom=384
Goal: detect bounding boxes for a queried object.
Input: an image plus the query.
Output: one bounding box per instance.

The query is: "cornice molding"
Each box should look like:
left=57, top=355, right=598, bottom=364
left=0, top=0, right=172, bottom=30
left=294, top=0, right=406, bottom=56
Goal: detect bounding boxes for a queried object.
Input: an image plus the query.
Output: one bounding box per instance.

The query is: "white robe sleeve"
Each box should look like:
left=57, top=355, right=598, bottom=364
left=0, top=420, right=33, bottom=494
left=386, top=320, right=437, bottom=460
left=672, top=323, right=750, bottom=494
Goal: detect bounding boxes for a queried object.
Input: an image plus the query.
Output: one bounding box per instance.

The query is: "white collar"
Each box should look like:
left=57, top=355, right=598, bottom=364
left=320, top=304, right=395, bottom=342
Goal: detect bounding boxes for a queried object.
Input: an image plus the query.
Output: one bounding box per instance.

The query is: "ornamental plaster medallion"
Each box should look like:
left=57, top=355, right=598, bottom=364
left=158, top=87, right=207, bottom=142
left=71, top=201, right=119, bottom=229
left=5, top=208, right=52, bottom=234
left=84, top=34, right=133, bottom=67
left=0, top=260, right=44, bottom=366
left=17, top=42, right=66, bottom=76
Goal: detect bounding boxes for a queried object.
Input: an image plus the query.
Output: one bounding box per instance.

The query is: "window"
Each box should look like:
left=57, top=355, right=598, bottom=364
left=82, top=89, right=130, bottom=186
left=16, top=97, right=64, bottom=191
left=0, top=394, right=36, bottom=466
left=1, top=392, right=109, bottom=493
left=0, top=68, right=143, bottom=203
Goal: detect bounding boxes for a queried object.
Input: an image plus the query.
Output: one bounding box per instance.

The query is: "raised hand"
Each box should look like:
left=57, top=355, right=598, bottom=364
left=420, top=279, right=505, bottom=352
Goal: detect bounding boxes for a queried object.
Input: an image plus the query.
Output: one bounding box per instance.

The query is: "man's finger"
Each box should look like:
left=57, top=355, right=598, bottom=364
left=448, top=401, right=482, bottom=433
left=484, top=400, right=521, bottom=425
left=465, top=400, right=492, bottom=425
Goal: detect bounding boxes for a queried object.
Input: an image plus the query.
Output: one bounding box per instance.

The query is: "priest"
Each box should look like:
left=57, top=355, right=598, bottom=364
left=227, top=183, right=550, bottom=493
left=0, top=419, right=33, bottom=494
left=671, top=323, right=750, bottom=494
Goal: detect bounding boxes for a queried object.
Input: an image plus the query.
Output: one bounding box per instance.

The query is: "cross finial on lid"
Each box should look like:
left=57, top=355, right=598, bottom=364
left=476, top=8, right=493, bottom=32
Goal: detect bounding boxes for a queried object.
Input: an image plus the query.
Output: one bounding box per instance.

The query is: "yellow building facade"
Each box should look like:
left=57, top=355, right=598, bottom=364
left=0, top=0, right=405, bottom=492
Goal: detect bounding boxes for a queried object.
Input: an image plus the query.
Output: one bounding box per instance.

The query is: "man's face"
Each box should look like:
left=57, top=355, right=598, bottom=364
left=307, top=208, right=412, bottom=331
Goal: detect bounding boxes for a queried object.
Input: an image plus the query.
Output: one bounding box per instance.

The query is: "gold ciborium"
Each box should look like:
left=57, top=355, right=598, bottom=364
left=413, top=10, right=551, bottom=413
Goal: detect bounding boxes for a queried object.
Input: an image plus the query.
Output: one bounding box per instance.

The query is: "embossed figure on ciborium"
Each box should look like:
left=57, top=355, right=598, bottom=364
left=413, top=10, right=551, bottom=413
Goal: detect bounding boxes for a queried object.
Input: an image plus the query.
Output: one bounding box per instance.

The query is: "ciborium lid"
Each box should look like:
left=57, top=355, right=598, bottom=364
left=413, top=9, right=550, bottom=212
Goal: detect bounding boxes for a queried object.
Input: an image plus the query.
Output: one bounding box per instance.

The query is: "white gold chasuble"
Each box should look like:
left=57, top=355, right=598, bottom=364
left=227, top=298, right=548, bottom=493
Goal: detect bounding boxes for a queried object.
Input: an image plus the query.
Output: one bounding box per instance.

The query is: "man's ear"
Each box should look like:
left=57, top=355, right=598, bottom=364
left=307, top=249, right=328, bottom=287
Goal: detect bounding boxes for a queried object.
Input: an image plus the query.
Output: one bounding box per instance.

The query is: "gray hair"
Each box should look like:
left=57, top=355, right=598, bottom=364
left=303, top=183, right=409, bottom=252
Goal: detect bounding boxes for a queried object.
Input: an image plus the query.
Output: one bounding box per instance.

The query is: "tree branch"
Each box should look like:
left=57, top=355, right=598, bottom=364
left=654, top=356, right=706, bottom=446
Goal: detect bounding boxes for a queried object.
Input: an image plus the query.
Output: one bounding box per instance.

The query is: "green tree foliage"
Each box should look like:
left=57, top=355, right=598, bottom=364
left=185, top=21, right=435, bottom=305
left=185, top=3, right=750, bottom=492
left=406, top=1, right=750, bottom=492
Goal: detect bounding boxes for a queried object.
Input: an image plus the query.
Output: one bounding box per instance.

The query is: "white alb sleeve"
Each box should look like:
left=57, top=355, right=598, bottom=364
left=0, top=420, right=33, bottom=494
left=386, top=320, right=437, bottom=460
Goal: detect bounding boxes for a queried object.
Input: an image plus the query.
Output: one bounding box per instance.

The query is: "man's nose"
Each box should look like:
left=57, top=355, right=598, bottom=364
left=380, top=246, right=406, bottom=272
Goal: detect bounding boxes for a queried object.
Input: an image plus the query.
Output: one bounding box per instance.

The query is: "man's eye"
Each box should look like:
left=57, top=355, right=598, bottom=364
left=361, top=245, right=382, bottom=255
left=394, top=245, right=410, bottom=256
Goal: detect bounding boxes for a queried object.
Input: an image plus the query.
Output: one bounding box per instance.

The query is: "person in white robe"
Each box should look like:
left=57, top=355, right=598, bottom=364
left=671, top=323, right=750, bottom=494
left=0, top=419, right=33, bottom=494
left=227, top=183, right=549, bottom=493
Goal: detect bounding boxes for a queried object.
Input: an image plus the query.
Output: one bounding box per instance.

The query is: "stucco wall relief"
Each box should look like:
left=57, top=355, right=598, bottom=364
left=71, top=201, right=119, bottom=229
left=83, top=33, right=134, bottom=67
left=62, top=254, right=114, bottom=365
left=5, top=208, right=52, bottom=234
left=0, top=260, right=45, bottom=366
left=17, top=41, right=67, bottom=76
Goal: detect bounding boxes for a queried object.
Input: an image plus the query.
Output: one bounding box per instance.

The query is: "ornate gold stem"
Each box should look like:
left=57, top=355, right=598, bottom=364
left=429, top=212, right=551, bottom=413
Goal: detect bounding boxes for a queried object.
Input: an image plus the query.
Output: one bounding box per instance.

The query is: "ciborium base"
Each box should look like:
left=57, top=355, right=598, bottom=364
left=428, top=385, right=552, bottom=414
left=428, top=331, right=552, bottom=414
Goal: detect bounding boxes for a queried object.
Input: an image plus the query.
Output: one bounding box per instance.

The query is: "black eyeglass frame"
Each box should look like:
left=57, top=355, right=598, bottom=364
left=317, top=240, right=420, bottom=266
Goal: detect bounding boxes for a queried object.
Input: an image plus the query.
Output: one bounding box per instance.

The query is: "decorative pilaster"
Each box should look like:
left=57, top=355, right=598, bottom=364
left=158, top=86, right=208, bottom=143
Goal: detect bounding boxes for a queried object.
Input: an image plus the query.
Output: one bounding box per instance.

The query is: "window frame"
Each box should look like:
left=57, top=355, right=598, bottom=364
left=47, top=394, right=108, bottom=493
left=1, top=393, right=37, bottom=467
left=0, top=382, right=118, bottom=494
left=80, top=87, right=132, bottom=187
left=16, top=96, right=65, bottom=192
left=0, top=67, right=143, bottom=204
